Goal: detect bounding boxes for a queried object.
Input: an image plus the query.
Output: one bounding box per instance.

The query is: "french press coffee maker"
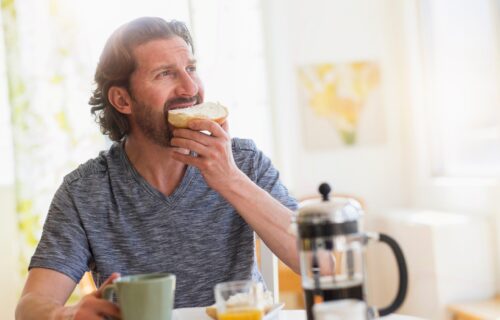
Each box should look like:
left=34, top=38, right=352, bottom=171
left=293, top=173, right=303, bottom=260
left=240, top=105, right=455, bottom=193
left=295, top=183, right=408, bottom=320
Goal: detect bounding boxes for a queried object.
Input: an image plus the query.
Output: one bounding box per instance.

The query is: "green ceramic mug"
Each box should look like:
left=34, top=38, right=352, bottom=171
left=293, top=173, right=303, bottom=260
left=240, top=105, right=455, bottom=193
left=103, top=273, right=176, bottom=320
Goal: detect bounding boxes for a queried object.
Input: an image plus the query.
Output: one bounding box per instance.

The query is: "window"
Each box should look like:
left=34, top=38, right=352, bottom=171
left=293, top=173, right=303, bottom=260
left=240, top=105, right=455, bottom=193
left=421, top=0, right=500, bottom=178
left=190, top=0, right=274, bottom=156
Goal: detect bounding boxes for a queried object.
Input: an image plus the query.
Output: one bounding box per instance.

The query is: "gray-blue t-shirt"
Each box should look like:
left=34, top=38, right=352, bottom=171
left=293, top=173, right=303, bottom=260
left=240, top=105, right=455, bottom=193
left=29, top=138, right=297, bottom=307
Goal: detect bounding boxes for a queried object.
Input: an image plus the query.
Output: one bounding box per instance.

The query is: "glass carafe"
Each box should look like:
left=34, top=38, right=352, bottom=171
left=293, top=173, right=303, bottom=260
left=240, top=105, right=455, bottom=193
left=295, top=183, right=408, bottom=320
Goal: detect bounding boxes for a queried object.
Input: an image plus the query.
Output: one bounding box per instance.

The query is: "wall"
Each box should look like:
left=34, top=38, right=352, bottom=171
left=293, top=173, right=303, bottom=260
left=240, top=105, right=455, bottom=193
left=262, top=0, right=499, bottom=316
left=262, top=0, right=411, bottom=210
left=365, top=210, right=496, bottom=320
left=403, top=0, right=500, bottom=293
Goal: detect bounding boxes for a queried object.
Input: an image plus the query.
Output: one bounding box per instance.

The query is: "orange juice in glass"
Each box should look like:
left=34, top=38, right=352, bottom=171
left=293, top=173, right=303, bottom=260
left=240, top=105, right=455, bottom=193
left=218, top=309, right=263, bottom=320
left=215, top=280, right=264, bottom=320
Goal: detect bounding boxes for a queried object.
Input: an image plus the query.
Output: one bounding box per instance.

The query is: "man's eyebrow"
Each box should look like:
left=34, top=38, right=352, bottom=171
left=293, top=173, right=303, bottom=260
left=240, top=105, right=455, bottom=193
left=151, top=64, right=175, bottom=73
left=151, top=59, right=197, bottom=74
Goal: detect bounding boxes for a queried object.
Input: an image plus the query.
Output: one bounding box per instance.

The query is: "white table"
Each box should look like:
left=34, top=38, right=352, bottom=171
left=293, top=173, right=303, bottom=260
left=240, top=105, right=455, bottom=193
left=173, top=308, right=424, bottom=319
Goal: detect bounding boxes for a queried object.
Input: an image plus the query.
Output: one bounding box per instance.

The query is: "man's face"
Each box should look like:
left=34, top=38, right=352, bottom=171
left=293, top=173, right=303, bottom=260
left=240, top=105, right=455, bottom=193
left=128, top=36, right=204, bottom=147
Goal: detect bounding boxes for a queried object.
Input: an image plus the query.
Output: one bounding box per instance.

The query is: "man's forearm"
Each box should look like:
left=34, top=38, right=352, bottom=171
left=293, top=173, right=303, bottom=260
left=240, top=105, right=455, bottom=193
left=217, top=172, right=300, bottom=273
left=16, top=293, right=67, bottom=320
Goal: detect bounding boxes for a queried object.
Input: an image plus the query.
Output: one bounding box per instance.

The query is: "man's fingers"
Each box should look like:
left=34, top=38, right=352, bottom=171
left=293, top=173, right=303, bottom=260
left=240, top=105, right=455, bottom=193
left=172, top=151, right=203, bottom=167
left=81, top=296, right=121, bottom=319
left=94, top=298, right=122, bottom=319
left=95, top=272, right=120, bottom=297
left=171, top=137, right=209, bottom=155
left=100, top=273, right=121, bottom=288
left=76, top=311, right=104, bottom=320
left=188, top=119, right=227, bottom=137
left=75, top=295, right=121, bottom=320
left=220, top=120, right=229, bottom=132
left=172, top=128, right=212, bottom=146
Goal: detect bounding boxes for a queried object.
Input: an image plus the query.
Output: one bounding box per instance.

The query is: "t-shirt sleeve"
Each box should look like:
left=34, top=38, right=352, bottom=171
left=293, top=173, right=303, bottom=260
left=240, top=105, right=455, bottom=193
left=29, top=180, right=92, bottom=283
left=252, top=148, right=298, bottom=211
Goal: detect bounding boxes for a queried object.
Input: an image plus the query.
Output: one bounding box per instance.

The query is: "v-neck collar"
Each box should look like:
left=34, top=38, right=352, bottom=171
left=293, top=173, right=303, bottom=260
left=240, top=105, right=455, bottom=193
left=117, top=140, right=195, bottom=208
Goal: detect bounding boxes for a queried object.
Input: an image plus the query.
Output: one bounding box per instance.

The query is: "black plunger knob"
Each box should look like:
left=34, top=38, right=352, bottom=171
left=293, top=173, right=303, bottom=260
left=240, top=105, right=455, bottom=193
left=319, top=183, right=331, bottom=201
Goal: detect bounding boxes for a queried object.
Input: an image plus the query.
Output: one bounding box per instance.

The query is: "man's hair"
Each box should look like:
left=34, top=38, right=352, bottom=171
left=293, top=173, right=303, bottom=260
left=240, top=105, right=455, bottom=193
left=89, top=17, right=194, bottom=141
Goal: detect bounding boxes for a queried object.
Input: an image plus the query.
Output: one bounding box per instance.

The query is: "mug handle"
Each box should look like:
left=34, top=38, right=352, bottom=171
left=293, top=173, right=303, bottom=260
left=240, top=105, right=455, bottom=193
left=375, top=233, right=408, bottom=316
left=101, top=284, right=120, bottom=320
left=102, top=284, right=117, bottom=302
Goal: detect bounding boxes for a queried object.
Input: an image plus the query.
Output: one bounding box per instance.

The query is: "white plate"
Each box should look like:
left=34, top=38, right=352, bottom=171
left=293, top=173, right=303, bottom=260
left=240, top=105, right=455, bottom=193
left=264, top=303, right=285, bottom=320
left=173, top=303, right=285, bottom=320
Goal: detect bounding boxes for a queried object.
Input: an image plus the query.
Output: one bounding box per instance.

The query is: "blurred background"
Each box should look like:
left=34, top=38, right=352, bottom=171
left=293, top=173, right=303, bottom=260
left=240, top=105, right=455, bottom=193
left=0, top=0, right=499, bottom=319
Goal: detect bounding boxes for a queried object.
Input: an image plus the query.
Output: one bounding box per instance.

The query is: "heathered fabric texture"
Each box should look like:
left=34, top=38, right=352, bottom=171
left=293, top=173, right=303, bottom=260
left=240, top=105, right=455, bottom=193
left=29, top=138, right=297, bottom=308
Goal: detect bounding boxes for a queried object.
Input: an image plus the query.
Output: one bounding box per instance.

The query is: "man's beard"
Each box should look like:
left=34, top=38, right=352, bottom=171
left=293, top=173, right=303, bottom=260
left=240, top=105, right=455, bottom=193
left=131, top=95, right=201, bottom=148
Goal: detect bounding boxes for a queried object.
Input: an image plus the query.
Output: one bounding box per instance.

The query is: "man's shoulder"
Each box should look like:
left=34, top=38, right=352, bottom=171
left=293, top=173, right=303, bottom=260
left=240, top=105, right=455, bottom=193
left=231, top=138, right=269, bottom=178
left=231, top=137, right=258, bottom=153
left=64, top=153, right=108, bottom=185
left=63, top=145, right=119, bottom=185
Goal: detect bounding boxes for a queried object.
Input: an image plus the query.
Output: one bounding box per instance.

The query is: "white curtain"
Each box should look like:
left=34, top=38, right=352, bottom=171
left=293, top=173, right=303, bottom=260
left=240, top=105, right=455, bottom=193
left=2, top=0, right=107, bottom=279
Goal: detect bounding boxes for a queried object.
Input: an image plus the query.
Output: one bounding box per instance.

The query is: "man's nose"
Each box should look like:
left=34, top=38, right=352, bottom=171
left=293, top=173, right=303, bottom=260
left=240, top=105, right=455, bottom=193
left=176, top=71, right=198, bottom=97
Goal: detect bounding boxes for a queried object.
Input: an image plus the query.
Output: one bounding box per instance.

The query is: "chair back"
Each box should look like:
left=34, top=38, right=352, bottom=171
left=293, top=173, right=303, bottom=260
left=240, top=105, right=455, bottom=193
left=256, top=237, right=279, bottom=300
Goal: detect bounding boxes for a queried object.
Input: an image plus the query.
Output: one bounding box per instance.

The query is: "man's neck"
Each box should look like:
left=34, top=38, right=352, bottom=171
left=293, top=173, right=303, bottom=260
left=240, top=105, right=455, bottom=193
left=124, top=134, right=188, bottom=196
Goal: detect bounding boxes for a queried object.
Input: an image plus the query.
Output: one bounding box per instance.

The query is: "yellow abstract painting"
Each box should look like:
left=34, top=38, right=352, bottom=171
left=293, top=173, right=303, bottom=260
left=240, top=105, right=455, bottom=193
left=297, top=61, right=385, bottom=149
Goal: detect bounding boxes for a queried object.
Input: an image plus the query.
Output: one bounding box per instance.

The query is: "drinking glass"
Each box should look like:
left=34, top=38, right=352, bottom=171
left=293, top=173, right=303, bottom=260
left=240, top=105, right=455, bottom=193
left=214, top=280, right=264, bottom=320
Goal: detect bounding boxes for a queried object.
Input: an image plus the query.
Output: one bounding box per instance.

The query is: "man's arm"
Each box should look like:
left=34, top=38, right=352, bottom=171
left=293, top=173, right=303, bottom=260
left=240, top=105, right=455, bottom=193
left=16, top=268, right=121, bottom=320
left=216, top=173, right=300, bottom=273
left=171, top=120, right=300, bottom=273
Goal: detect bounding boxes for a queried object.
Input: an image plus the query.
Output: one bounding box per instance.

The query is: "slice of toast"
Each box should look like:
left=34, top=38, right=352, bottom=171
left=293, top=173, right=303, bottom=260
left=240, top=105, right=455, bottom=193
left=206, top=305, right=218, bottom=319
left=168, top=102, right=228, bottom=128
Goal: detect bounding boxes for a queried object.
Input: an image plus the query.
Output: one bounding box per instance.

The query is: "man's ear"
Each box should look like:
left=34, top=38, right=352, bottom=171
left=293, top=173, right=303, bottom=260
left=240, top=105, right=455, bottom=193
left=108, top=86, right=132, bottom=114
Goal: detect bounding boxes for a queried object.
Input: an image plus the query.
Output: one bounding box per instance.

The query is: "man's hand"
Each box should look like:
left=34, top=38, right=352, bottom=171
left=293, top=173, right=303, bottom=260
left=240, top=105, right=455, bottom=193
left=171, top=119, right=244, bottom=191
left=16, top=269, right=122, bottom=320
left=170, top=119, right=300, bottom=273
left=57, top=273, right=122, bottom=320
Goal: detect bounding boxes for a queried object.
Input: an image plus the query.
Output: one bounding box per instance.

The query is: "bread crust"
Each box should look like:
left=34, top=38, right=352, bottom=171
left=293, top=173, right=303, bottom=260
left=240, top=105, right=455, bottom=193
left=205, top=305, right=217, bottom=319
left=167, top=104, right=228, bottom=128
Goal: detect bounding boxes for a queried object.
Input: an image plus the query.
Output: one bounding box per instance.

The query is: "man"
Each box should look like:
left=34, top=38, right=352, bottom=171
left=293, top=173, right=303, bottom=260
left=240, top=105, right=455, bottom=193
left=16, top=17, right=299, bottom=320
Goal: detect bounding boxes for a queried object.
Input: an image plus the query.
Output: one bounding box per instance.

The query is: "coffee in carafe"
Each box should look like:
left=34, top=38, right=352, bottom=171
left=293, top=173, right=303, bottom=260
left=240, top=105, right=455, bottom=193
left=293, top=183, right=408, bottom=320
left=304, top=283, right=364, bottom=309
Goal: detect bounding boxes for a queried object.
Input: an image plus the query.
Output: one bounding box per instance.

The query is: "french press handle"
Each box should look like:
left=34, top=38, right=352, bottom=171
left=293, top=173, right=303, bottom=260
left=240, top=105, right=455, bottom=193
left=371, top=233, right=408, bottom=316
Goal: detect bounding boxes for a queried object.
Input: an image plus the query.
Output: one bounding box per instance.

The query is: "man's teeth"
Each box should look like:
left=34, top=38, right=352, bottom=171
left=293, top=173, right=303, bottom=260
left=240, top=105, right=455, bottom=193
left=171, top=103, right=196, bottom=110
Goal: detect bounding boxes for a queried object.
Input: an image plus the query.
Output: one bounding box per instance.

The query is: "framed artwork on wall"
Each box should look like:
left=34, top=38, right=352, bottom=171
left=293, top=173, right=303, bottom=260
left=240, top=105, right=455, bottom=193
left=297, top=61, right=386, bottom=150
